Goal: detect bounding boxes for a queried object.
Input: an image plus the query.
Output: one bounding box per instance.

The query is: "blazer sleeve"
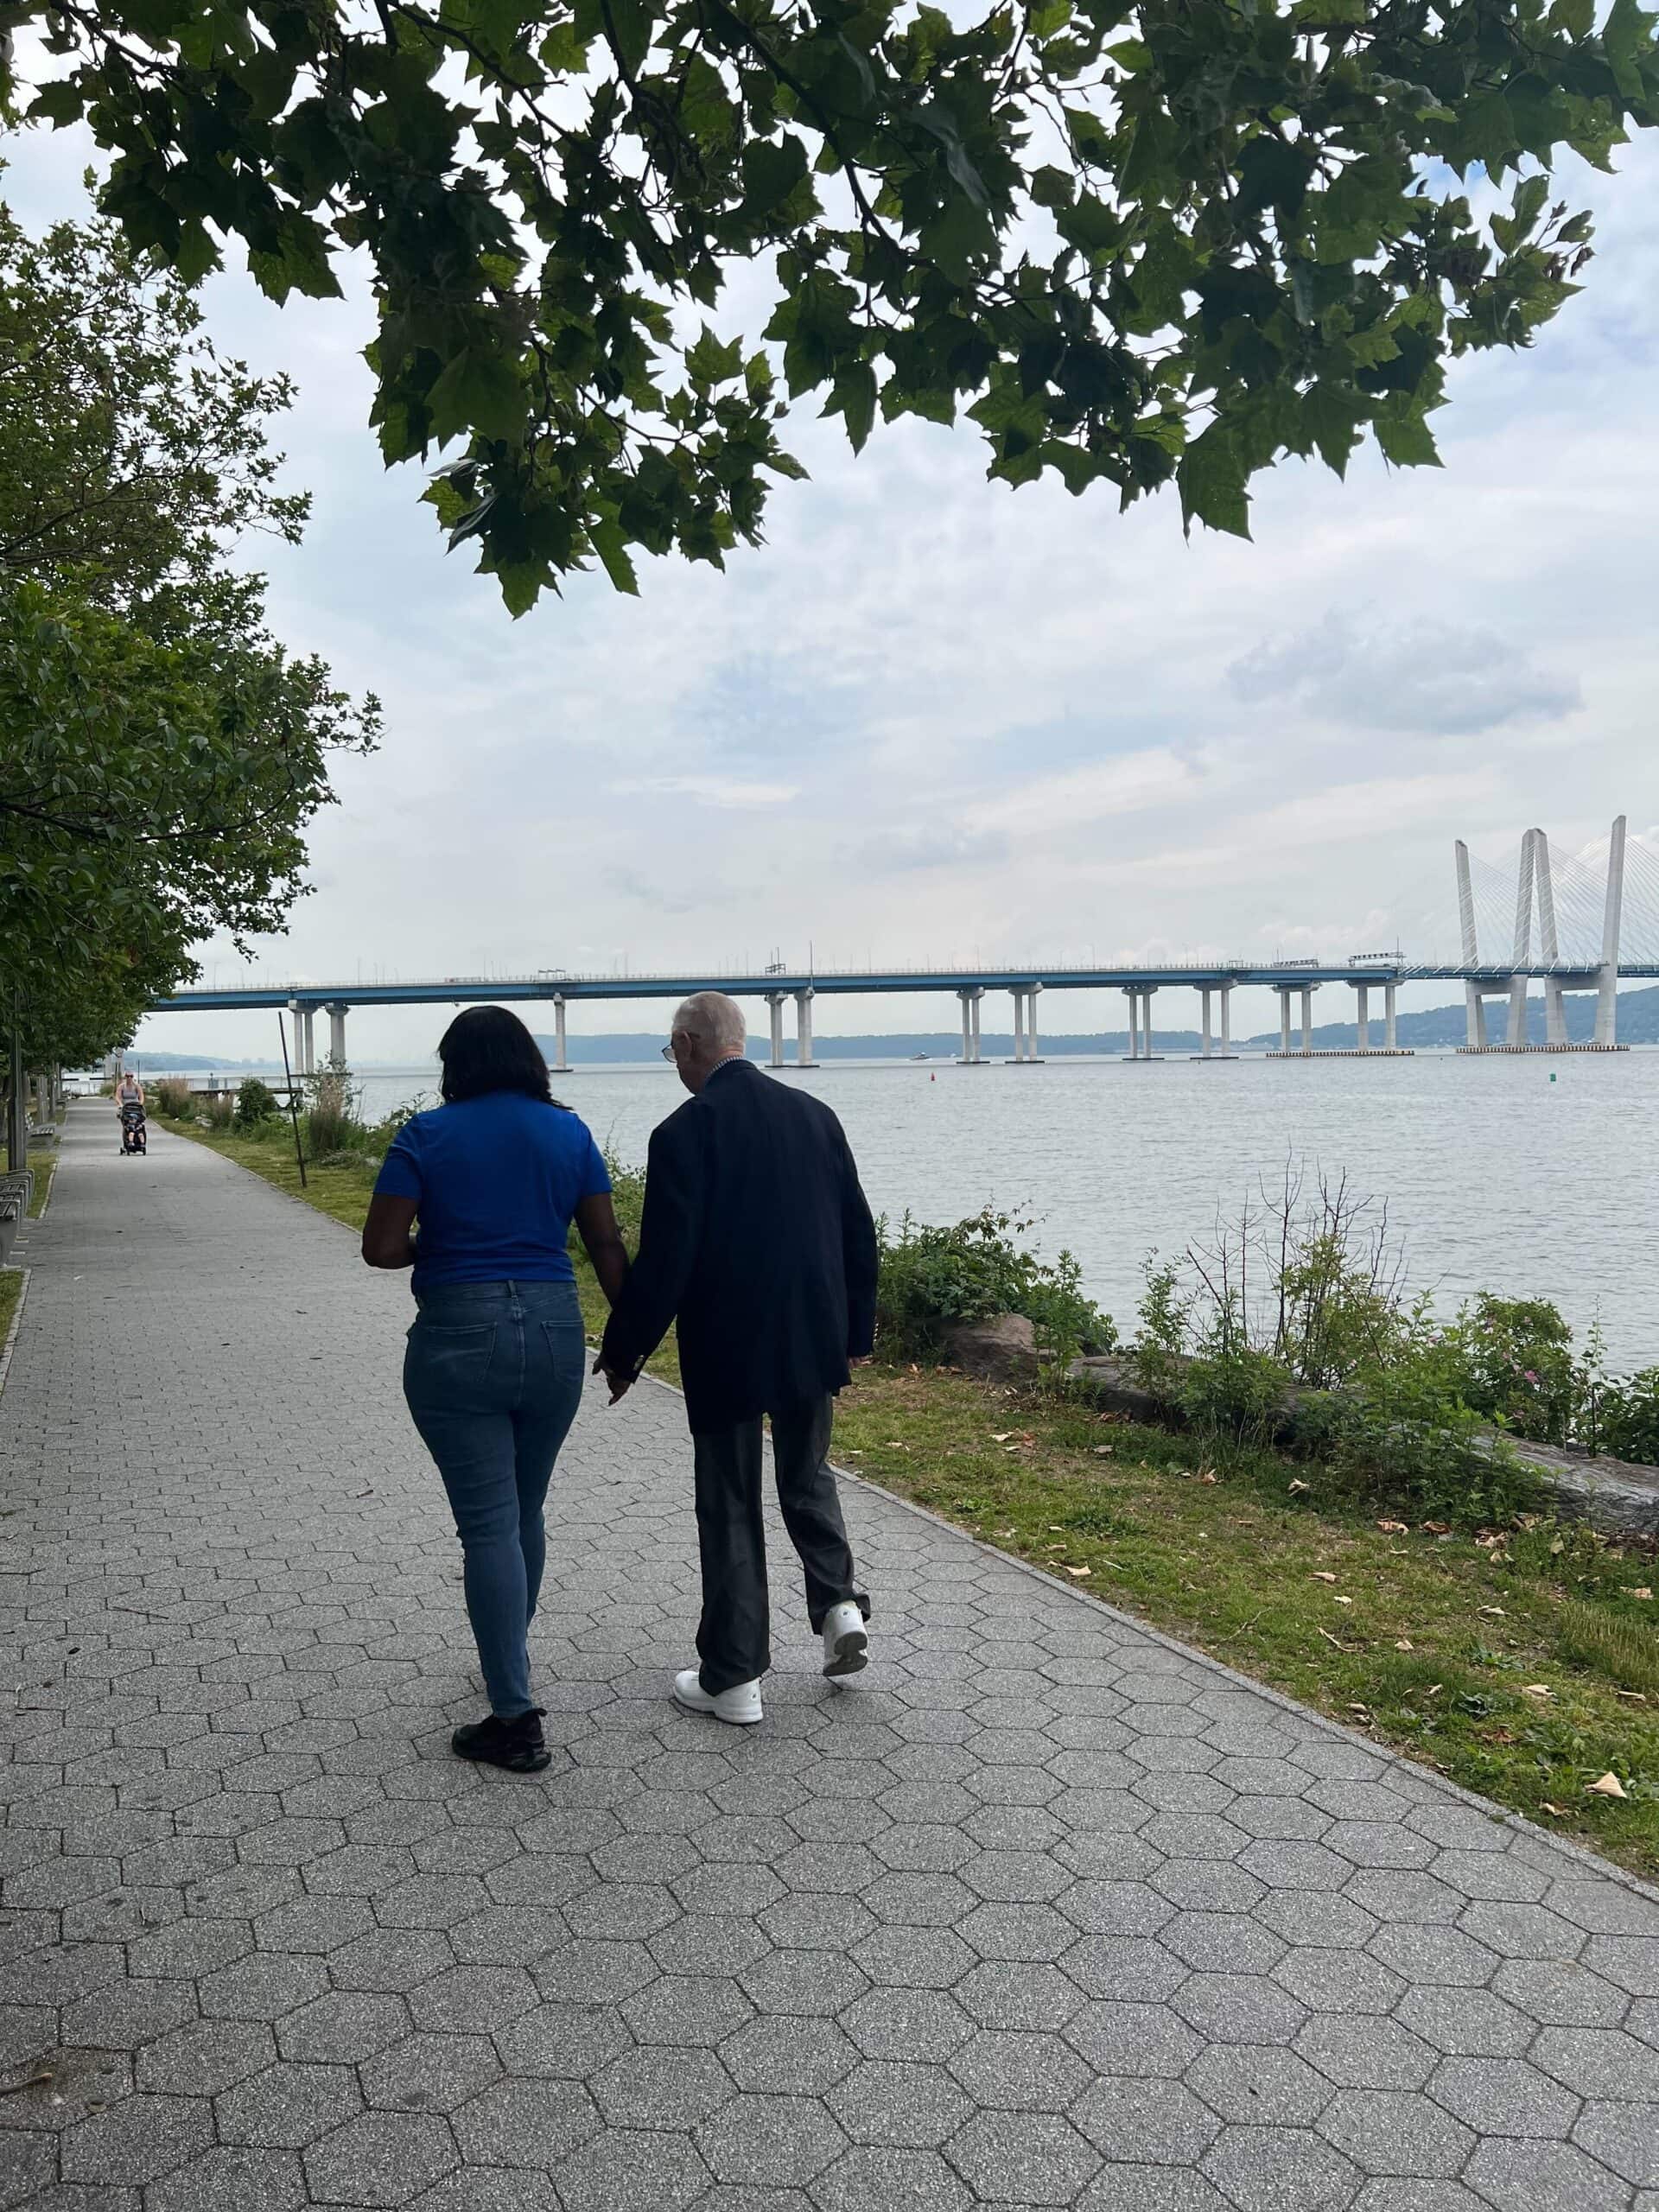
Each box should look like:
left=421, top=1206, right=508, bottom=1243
left=600, top=1113, right=705, bottom=1377
left=838, top=1131, right=880, bottom=1359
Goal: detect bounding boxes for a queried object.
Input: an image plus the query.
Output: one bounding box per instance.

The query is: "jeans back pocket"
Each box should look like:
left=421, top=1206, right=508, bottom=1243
left=404, top=1319, right=499, bottom=1409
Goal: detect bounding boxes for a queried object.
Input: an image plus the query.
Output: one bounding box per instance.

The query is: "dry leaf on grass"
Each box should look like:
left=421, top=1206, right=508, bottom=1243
left=1332, top=1596, right=1353, bottom=1607
left=1311, top=1572, right=1338, bottom=1584
left=1065, top=1566, right=1092, bottom=1579
left=1093, top=1446, right=1114, bottom=1457
left=1478, top=1605, right=1506, bottom=1618
left=1376, top=1520, right=1408, bottom=1534
left=1634, top=1587, right=1653, bottom=1601
left=1287, top=1479, right=1310, bottom=1496
left=1586, top=1772, right=1629, bottom=1801
left=1395, top=1638, right=1414, bottom=1651
left=1522, top=1684, right=1554, bottom=1700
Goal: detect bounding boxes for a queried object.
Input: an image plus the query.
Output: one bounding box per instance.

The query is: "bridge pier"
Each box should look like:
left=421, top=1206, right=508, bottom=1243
left=1006, top=985, right=1045, bottom=1064
left=1123, top=986, right=1160, bottom=1061
left=958, top=988, right=984, bottom=1065
left=766, top=992, right=786, bottom=1070
left=1356, top=984, right=1369, bottom=1050
left=1192, top=983, right=1238, bottom=1061
left=1385, top=982, right=1398, bottom=1051
left=551, top=995, right=568, bottom=1074
left=327, top=1001, right=348, bottom=1066
left=288, top=1002, right=315, bottom=1077
left=794, top=988, right=817, bottom=1069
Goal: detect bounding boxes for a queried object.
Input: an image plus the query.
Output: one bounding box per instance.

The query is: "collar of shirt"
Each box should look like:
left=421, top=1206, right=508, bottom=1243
left=703, top=1055, right=746, bottom=1087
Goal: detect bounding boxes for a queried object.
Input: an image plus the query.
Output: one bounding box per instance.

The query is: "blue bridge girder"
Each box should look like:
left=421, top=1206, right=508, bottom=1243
left=152, top=960, right=1659, bottom=1014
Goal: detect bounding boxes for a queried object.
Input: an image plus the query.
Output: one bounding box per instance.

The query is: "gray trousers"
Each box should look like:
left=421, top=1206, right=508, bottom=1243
left=692, top=1394, right=869, bottom=1693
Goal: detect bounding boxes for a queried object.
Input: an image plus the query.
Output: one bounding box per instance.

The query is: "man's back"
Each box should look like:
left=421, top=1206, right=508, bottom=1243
left=602, top=1060, right=878, bottom=1433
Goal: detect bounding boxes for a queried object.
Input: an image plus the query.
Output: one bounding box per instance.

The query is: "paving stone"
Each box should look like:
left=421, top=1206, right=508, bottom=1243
left=1184, top=2044, right=1333, bottom=2127
left=60, top=2094, right=214, bottom=2186
left=276, top=1992, right=411, bottom=2063
left=1463, top=2138, right=1633, bottom=2211
left=1294, top=2014, right=1438, bottom=2092
left=215, top=2059, right=362, bottom=2146
left=827, top=2059, right=974, bottom=2146
left=1394, top=1984, right=1535, bottom=2056
left=1200, top=2124, right=1362, bottom=2212
left=946, top=2109, right=1102, bottom=2204
left=1318, top=2087, right=1475, bottom=2176
left=592, top=2045, right=735, bottom=2129
left=550, top=2126, right=709, bottom=2212
left=450, top=2079, right=600, bottom=2168
left=1428, top=2054, right=1581, bottom=2137
left=493, top=2005, right=633, bottom=2082
left=720, top=2016, right=860, bottom=2094
left=362, top=2034, right=501, bottom=2114
left=810, top=2145, right=971, bottom=2212
left=696, top=2094, right=847, bottom=2187
left=1071, top=2077, right=1221, bottom=2164
left=302, top=2109, right=461, bottom=2206
left=145, top=2145, right=308, bottom=2211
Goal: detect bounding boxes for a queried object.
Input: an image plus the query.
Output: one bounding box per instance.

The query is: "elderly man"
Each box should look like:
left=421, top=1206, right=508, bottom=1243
left=597, top=991, right=879, bottom=1725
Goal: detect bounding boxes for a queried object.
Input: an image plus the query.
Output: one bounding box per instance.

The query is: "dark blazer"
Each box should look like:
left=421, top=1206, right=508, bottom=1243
left=600, top=1058, right=879, bottom=1434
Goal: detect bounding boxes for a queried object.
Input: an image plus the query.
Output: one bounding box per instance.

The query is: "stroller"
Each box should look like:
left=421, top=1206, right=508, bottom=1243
left=119, top=1099, right=147, bottom=1156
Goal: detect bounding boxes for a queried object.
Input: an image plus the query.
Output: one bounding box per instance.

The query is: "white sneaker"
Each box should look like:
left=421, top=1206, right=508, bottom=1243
left=822, top=1600, right=869, bottom=1681
left=673, top=1669, right=763, bottom=1726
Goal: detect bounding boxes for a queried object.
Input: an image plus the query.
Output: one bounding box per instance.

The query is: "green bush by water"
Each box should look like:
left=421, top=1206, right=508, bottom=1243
left=875, top=1206, right=1113, bottom=1365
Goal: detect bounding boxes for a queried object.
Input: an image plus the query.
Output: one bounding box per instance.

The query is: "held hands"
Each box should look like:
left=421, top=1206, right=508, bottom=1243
left=592, top=1352, right=635, bottom=1405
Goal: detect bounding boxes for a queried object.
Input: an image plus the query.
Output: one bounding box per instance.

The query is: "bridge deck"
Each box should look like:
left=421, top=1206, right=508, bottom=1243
left=3, top=1114, right=1657, bottom=2209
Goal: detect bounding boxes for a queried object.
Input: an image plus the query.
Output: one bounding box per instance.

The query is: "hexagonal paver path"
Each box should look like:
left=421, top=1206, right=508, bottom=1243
left=3, top=1110, right=1658, bottom=2211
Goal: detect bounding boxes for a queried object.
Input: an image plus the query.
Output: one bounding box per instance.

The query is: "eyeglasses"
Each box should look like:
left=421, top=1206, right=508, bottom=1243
left=660, top=1042, right=676, bottom=1060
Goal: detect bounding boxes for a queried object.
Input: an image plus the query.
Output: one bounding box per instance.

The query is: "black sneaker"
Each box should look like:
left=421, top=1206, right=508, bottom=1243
left=451, top=1708, right=551, bottom=1773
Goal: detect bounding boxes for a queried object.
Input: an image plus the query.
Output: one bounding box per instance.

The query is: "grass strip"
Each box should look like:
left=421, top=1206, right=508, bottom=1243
left=168, top=1116, right=1659, bottom=1879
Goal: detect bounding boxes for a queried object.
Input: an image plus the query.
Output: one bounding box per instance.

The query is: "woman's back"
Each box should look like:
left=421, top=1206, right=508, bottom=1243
left=378, top=1092, right=609, bottom=1289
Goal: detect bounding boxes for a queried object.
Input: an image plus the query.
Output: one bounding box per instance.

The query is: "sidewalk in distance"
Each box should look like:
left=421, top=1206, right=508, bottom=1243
left=3, top=1111, right=1658, bottom=2208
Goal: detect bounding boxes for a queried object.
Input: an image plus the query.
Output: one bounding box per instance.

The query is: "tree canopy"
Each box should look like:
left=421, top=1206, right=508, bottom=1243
left=0, top=195, right=378, bottom=1071
left=6, top=0, right=1655, bottom=614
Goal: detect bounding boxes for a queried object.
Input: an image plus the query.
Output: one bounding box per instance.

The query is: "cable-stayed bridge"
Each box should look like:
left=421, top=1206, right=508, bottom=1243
left=154, top=817, right=1658, bottom=1070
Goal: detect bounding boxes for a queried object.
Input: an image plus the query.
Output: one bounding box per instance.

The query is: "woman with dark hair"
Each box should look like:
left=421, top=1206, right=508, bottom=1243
left=362, top=1005, right=629, bottom=1771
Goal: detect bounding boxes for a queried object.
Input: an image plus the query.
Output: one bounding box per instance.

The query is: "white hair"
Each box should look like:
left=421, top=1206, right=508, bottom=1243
left=672, top=991, right=747, bottom=1054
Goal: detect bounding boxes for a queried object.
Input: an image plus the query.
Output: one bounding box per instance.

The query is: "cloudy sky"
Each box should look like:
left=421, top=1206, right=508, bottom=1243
left=12, top=116, right=1658, bottom=1062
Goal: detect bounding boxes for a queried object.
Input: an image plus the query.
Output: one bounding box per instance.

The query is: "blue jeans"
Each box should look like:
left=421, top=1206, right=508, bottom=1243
left=403, top=1279, right=585, bottom=1718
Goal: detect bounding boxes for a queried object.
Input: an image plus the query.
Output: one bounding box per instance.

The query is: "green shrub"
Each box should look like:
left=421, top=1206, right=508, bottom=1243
left=1597, top=1368, right=1659, bottom=1466
left=235, top=1077, right=279, bottom=1128
left=875, top=1206, right=1111, bottom=1364
left=1433, top=1294, right=1580, bottom=1444
left=153, top=1075, right=193, bottom=1118
left=203, top=1095, right=234, bottom=1130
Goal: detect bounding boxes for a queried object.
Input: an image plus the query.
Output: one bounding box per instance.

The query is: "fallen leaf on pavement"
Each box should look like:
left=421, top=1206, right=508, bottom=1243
left=1586, top=1772, right=1629, bottom=1800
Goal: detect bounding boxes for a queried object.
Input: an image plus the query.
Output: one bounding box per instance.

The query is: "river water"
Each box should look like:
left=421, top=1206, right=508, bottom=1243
left=317, top=1052, right=1659, bottom=1371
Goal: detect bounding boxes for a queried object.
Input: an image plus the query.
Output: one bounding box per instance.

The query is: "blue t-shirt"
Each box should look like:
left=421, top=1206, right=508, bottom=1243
left=374, top=1092, right=611, bottom=1291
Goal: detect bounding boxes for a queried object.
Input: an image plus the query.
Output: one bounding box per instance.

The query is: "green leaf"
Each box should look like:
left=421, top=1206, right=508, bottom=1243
left=427, top=348, right=526, bottom=444
left=1178, top=428, right=1251, bottom=539
left=589, top=517, right=639, bottom=594
left=1373, top=399, right=1442, bottom=469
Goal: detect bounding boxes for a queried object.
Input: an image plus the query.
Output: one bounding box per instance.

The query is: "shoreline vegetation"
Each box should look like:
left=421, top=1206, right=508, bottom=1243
left=152, top=1077, right=1659, bottom=1882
